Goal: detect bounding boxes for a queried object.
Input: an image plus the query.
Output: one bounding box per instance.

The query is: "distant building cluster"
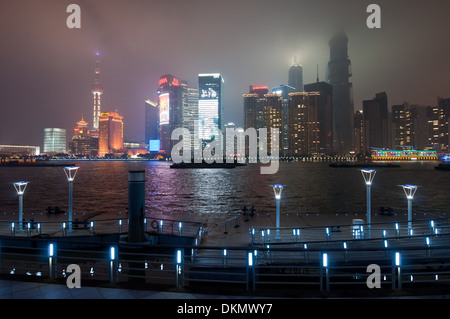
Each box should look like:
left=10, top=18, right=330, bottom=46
left=3, top=33, right=449, bottom=160
left=355, top=94, right=450, bottom=155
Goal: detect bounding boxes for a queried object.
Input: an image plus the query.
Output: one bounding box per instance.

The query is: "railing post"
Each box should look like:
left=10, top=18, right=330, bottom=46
left=175, top=249, right=184, bottom=288
left=320, top=252, right=330, bottom=292
left=90, top=221, right=95, bottom=235
left=246, top=250, right=255, bottom=291
left=392, top=251, right=402, bottom=290
left=62, top=222, right=66, bottom=237
left=48, top=243, right=56, bottom=279
left=110, top=246, right=118, bottom=284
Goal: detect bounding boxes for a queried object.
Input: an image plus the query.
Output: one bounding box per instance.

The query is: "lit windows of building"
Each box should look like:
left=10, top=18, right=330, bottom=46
left=43, top=128, right=66, bottom=154
left=98, top=112, right=124, bottom=157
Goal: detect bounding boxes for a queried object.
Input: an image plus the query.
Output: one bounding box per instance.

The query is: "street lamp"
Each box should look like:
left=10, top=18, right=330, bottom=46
left=64, top=166, right=79, bottom=232
left=361, top=169, right=376, bottom=238
left=271, top=184, right=284, bottom=240
left=13, top=181, right=29, bottom=231
left=401, top=185, right=417, bottom=231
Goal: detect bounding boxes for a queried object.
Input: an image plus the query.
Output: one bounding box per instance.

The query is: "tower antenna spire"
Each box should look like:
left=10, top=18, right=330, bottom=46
left=317, top=64, right=319, bottom=82
left=91, top=52, right=103, bottom=131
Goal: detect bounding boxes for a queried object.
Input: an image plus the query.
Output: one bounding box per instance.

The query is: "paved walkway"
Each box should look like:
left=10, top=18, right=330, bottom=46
left=0, top=279, right=256, bottom=299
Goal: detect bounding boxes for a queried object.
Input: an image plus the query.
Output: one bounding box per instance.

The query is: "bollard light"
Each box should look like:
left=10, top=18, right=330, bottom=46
left=322, top=253, right=328, bottom=268
left=248, top=251, right=253, bottom=267
left=395, top=252, right=401, bottom=267
left=48, top=243, right=54, bottom=257
left=110, top=246, right=116, bottom=260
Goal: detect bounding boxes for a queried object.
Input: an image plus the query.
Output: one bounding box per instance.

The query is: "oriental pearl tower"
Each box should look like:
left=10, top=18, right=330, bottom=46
left=91, top=52, right=103, bottom=132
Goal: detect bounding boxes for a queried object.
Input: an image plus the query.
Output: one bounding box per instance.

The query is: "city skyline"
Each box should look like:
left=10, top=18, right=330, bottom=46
left=1, top=0, right=450, bottom=147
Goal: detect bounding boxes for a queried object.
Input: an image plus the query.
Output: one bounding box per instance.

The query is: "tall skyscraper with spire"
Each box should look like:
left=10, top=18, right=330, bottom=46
left=328, top=32, right=354, bottom=153
left=288, top=57, right=303, bottom=92
left=91, top=52, right=103, bottom=132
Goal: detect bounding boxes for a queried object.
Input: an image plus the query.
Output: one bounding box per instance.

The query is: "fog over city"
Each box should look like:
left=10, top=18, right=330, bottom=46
left=1, top=0, right=449, bottom=146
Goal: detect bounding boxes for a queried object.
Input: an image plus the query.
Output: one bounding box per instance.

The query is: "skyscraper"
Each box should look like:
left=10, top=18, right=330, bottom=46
left=304, top=81, right=333, bottom=154
left=363, top=92, right=389, bottom=153
left=158, top=74, right=186, bottom=153
left=98, top=112, right=124, bottom=157
left=144, top=99, right=159, bottom=147
left=69, top=117, right=98, bottom=156
left=288, top=57, right=303, bottom=92
left=328, top=32, right=354, bottom=153
left=198, top=73, right=224, bottom=143
left=244, top=86, right=269, bottom=131
left=272, top=85, right=296, bottom=156
left=392, top=102, right=413, bottom=148
left=243, top=86, right=282, bottom=155
left=183, top=87, right=199, bottom=151
left=43, top=128, right=66, bottom=153
left=288, top=92, right=320, bottom=156
left=91, top=53, right=103, bottom=132
left=353, top=110, right=364, bottom=154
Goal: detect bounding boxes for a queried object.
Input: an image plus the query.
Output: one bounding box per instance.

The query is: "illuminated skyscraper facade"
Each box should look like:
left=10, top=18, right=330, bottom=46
left=144, top=99, right=159, bottom=147
left=158, top=74, right=186, bottom=153
left=43, top=128, right=67, bottom=153
left=69, top=117, right=98, bottom=156
left=243, top=86, right=282, bottom=155
left=304, top=81, right=333, bottom=154
left=288, top=92, right=320, bottom=156
left=198, top=73, right=223, bottom=143
left=183, top=87, right=199, bottom=151
left=98, top=112, right=124, bottom=157
left=91, top=53, right=103, bottom=132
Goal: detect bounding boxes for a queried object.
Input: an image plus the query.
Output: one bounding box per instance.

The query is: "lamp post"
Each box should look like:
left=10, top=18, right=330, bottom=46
left=401, top=185, right=417, bottom=231
left=271, top=184, right=284, bottom=240
left=13, top=181, right=28, bottom=231
left=361, top=169, right=376, bottom=238
left=64, top=166, right=79, bottom=232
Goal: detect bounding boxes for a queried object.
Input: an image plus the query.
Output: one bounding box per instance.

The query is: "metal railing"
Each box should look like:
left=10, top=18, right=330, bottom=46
left=0, top=217, right=204, bottom=240
left=250, top=218, right=450, bottom=245
left=1, top=231, right=450, bottom=296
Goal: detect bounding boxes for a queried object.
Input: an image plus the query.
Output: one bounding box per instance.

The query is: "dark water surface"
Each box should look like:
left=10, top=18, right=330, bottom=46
left=0, top=161, right=448, bottom=222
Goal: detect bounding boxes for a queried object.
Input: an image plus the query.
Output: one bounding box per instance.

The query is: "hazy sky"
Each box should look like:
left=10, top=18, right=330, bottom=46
left=1, top=0, right=449, bottom=147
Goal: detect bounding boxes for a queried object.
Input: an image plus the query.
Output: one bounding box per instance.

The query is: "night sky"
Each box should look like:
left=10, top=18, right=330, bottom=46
left=1, top=0, right=449, bottom=147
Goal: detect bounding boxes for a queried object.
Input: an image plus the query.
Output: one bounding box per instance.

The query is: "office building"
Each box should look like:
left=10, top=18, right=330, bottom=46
left=0, top=145, right=40, bottom=156
left=98, top=112, right=124, bottom=157
left=304, top=81, right=333, bottom=154
left=328, top=32, right=354, bottom=153
left=183, top=87, right=199, bottom=151
left=198, top=73, right=224, bottom=143
left=145, top=99, right=159, bottom=147
left=288, top=92, right=320, bottom=156
left=158, top=74, right=186, bottom=153
left=69, top=117, right=98, bottom=156
left=362, top=92, right=389, bottom=152
left=43, top=128, right=66, bottom=154
left=392, top=102, right=413, bottom=149
left=288, top=57, right=303, bottom=92
left=272, top=85, right=296, bottom=156
left=243, top=86, right=282, bottom=155
left=353, top=110, right=364, bottom=154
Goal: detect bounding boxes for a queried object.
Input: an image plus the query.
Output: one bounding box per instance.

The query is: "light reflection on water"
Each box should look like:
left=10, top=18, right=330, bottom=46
left=0, top=161, right=448, bottom=221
